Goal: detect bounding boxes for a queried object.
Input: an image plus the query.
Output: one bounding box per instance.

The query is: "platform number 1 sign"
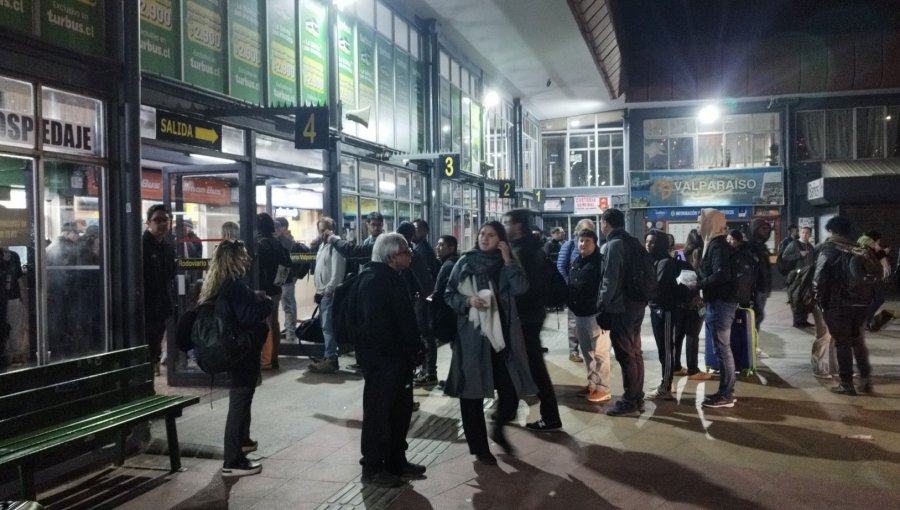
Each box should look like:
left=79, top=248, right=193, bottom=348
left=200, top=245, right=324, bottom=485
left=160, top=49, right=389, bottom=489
left=295, top=106, right=330, bottom=149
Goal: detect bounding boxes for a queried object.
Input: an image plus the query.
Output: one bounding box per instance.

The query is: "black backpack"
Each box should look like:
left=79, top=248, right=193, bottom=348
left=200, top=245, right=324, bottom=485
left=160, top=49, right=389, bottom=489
left=332, top=270, right=363, bottom=345
left=545, top=256, right=568, bottom=309
left=732, top=247, right=758, bottom=306
left=290, top=242, right=312, bottom=280
left=622, top=234, right=658, bottom=302
left=839, top=247, right=881, bottom=305
left=786, top=264, right=815, bottom=309
left=190, top=292, right=253, bottom=374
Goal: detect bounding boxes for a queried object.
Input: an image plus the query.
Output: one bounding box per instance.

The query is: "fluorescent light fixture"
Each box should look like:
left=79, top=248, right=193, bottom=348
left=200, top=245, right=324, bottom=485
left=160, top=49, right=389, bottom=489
left=442, top=125, right=451, bottom=133
left=697, top=105, right=720, bottom=124
left=379, top=181, right=396, bottom=192
left=570, top=119, right=581, bottom=127
left=189, top=153, right=236, bottom=164
left=285, top=183, right=302, bottom=189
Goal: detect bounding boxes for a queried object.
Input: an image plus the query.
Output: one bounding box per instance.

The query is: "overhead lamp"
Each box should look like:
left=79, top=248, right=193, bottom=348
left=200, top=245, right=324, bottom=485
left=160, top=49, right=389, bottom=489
left=484, top=90, right=500, bottom=108
left=697, top=105, right=720, bottom=124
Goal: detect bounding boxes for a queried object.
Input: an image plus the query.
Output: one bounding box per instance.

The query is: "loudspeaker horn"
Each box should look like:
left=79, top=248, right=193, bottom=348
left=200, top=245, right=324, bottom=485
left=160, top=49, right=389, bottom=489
left=345, top=105, right=371, bottom=128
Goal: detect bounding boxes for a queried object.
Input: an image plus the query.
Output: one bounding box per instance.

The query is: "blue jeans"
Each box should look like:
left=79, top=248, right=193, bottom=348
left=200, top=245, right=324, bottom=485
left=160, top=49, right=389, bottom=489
left=320, top=294, right=338, bottom=359
left=706, top=300, right=738, bottom=398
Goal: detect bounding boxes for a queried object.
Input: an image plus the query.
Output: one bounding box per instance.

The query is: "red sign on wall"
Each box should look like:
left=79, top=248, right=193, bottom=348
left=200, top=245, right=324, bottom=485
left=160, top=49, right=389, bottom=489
left=140, top=169, right=232, bottom=205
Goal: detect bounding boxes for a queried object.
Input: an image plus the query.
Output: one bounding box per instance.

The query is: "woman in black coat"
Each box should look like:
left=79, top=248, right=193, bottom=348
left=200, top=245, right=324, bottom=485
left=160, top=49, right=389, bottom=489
left=198, top=240, right=272, bottom=477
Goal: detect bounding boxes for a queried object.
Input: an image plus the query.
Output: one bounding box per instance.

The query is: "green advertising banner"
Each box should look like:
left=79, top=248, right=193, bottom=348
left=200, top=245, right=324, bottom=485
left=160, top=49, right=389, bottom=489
left=300, top=0, right=328, bottom=105
left=0, top=0, right=33, bottom=34
left=357, top=25, right=376, bottom=118
left=394, top=50, right=411, bottom=152
left=336, top=14, right=356, bottom=109
left=41, top=0, right=104, bottom=56
left=377, top=35, right=394, bottom=146
left=267, top=0, right=296, bottom=105
left=229, top=0, right=262, bottom=103
left=140, top=0, right=179, bottom=79
left=183, top=0, right=225, bottom=93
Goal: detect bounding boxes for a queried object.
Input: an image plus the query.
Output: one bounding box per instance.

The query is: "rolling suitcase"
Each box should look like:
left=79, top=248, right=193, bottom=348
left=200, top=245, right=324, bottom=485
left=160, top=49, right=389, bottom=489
left=704, top=306, right=757, bottom=375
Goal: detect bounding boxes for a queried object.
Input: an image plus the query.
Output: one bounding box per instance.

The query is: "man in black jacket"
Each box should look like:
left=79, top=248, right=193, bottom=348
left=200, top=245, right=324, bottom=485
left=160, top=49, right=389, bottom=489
left=646, top=230, right=680, bottom=400
left=357, top=233, right=425, bottom=488
left=417, top=235, right=459, bottom=387
left=748, top=218, right=773, bottom=333
left=503, top=209, right=562, bottom=431
left=813, top=216, right=873, bottom=395
left=597, top=208, right=647, bottom=417
left=698, top=208, right=739, bottom=408
left=567, top=229, right=611, bottom=403
left=142, top=204, right=176, bottom=375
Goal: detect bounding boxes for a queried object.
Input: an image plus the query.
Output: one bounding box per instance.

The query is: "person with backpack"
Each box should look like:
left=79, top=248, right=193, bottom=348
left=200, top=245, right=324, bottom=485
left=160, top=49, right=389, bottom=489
left=673, top=229, right=711, bottom=380
left=355, top=233, right=426, bottom=488
left=197, top=240, right=273, bottom=477
left=557, top=218, right=598, bottom=363
left=597, top=208, right=650, bottom=417
left=747, top=219, right=773, bottom=334
left=698, top=208, right=740, bottom=408
left=727, top=230, right=758, bottom=309
left=502, top=209, right=564, bottom=432
left=420, top=235, right=460, bottom=386
left=308, top=217, right=347, bottom=374
left=566, top=229, right=611, bottom=403
left=859, top=231, right=893, bottom=331
left=814, top=216, right=876, bottom=395
left=783, top=226, right=816, bottom=327
left=256, top=213, right=292, bottom=370
left=645, top=230, right=680, bottom=401
left=274, top=217, right=298, bottom=343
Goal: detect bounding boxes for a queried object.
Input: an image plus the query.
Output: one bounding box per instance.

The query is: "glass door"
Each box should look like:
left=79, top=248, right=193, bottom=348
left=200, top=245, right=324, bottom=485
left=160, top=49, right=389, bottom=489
left=161, top=164, right=246, bottom=386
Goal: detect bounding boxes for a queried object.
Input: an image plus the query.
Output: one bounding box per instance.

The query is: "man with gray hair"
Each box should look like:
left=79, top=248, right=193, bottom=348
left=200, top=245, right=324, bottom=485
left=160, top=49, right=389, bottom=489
left=309, top=217, right=346, bottom=373
left=356, top=233, right=425, bottom=487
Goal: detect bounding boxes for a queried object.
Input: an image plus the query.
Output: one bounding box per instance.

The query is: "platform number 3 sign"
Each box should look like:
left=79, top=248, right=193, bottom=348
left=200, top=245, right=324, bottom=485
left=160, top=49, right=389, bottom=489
left=295, top=106, right=330, bottom=149
left=439, top=154, right=460, bottom=178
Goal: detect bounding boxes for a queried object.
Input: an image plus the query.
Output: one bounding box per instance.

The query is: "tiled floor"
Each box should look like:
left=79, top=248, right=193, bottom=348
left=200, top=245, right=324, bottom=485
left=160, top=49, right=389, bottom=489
left=24, top=292, right=900, bottom=509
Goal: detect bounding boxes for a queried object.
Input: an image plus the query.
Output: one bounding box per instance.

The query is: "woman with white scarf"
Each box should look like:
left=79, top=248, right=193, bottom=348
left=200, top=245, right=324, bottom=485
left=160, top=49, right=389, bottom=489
left=443, top=221, right=537, bottom=465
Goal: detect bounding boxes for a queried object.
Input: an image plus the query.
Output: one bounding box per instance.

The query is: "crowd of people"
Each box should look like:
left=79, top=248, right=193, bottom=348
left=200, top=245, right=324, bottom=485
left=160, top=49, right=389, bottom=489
left=142, top=203, right=896, bottom=484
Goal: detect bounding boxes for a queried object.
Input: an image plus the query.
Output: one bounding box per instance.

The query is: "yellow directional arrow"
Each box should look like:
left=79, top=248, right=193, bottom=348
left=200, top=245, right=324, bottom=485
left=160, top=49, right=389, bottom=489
left=195, top=126, right=219, bottom=144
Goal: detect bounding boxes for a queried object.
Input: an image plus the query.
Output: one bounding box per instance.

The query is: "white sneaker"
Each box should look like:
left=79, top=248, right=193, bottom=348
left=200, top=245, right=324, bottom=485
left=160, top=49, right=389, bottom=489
left=221, top=460, right=262, bottom=477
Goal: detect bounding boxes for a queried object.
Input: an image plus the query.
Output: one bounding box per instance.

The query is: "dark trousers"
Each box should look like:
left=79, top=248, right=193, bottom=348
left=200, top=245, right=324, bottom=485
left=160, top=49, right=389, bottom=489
left=867, top=285, right=886, bottom=326
left=822, top=305, right=871, bottom=384
left=416, top=300, right=437, bottom=376
left=650, top=307, right=680, bottom=390
left=608, top=302, right=646, bottom=403
left=459, top=348, right=518, bottom=456
left=224, top=324, right=266, bottom=466
left=674, top=307, right=704, bottom=373
left=145, top=317, right=168, bottom=363
left=360, top=356, right=414, bottom=475
left=521, top=321, right=561, bottom=424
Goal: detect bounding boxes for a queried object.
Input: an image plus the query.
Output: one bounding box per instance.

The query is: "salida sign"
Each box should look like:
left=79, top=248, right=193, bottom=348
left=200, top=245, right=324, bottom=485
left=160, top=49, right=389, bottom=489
left=155, top=110, right=223, bottom=150
left=0, top=111, right=94, bottom=152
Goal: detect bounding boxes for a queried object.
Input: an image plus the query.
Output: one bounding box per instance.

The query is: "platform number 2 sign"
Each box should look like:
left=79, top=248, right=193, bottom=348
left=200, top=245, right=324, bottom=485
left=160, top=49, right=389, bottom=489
left=294, top=106, right=330, bottom=149
left=500, top=180, right=516, bottom=198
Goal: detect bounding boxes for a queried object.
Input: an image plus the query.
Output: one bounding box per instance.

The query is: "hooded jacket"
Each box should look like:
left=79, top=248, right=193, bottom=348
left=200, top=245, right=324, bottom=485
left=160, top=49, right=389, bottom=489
left=510, top=234, right=549, bottom=324
left=748, top=218, right=772, bottom=295
left=698, top=208, right=736, bottom=303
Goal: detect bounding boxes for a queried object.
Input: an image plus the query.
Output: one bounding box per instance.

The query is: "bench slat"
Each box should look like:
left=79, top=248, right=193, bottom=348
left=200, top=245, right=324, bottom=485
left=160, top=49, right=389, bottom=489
left=0, top=395, right=199, bottom=464
left=1, top=346, right=149, bottom=394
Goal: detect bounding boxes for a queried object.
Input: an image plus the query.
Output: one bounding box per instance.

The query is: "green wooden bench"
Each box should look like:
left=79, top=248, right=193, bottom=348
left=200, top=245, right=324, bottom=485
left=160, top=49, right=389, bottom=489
left=0, top=346, right=199, bottom=501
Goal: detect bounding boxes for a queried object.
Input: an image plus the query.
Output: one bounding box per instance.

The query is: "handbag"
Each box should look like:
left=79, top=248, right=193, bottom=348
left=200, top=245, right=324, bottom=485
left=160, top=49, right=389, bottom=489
left=296, top=306, right=324, bottom=343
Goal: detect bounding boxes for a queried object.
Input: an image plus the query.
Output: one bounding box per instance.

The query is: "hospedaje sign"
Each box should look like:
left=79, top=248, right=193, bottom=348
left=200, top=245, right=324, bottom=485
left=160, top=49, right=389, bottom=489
left=630, top=167, right=784, bottom=208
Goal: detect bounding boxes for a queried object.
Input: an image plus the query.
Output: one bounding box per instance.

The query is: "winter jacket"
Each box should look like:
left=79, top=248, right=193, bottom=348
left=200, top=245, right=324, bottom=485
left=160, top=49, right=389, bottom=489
left=813, top=235, right=872, bottom=310
left=510, top=234, right=548, bottom=324
left=356, top=262, right=421, bottom=366
left=443, top=250, right=537, bottom=400
left=256, top=234, right=292, bottom=296
left=650, top=256, right=679, bottom=310
left=748, top=219, right=773, bottom=295
left=567, top=249, right=602, bottom=317
left=142, top=230, right=176, bottom=321
left=700, top=236, right=736, bottom=303
left=598, top=228, right=629, bottom=314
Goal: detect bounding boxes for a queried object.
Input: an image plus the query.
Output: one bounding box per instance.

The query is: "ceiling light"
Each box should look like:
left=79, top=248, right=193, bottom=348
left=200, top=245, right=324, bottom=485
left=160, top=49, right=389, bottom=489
left=570, top=120, right=580, bottom=127
left=484, top=90, right=500, bottom=108
left=697, top=105, right=720, bottom=124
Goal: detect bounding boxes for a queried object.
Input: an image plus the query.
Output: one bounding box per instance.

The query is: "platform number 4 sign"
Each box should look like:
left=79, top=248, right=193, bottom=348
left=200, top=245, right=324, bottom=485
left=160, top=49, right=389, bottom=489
left=295, top=106, right=330, bottom=149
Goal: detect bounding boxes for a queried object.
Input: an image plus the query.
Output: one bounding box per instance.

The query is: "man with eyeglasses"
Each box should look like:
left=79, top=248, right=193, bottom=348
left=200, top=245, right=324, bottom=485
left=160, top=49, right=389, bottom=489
left=143, top=204, right=176, bottom=375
